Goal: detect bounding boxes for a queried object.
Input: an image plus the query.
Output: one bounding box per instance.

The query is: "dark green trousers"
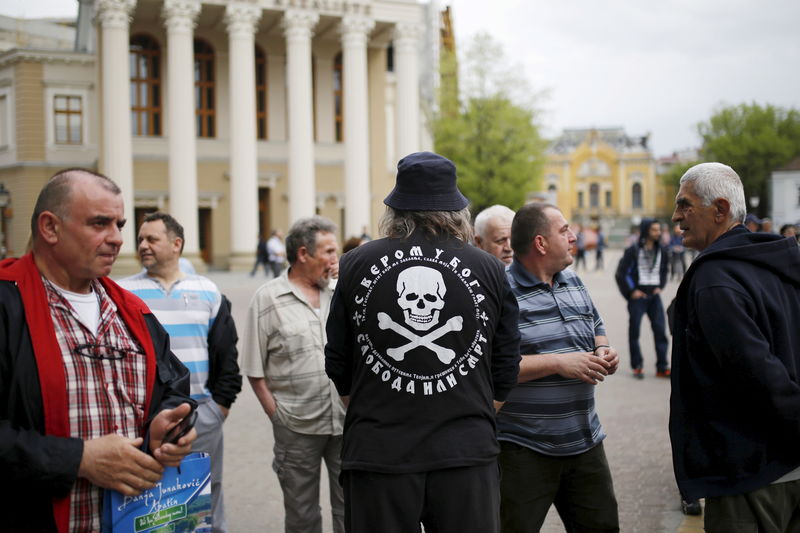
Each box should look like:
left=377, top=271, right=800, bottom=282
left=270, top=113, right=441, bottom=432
left=705, top=479, right=800, bottom=533
left=500, top=441, right=619, bottom=533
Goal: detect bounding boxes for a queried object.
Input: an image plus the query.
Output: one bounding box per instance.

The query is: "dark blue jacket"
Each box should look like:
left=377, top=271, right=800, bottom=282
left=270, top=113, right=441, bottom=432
left=615, top=219, right=669, bottom=300
left=669, top=225, right=800, bottom=500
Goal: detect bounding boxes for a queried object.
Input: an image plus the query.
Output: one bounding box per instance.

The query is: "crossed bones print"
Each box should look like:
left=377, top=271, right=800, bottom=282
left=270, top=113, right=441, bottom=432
left=377, top=312, right=463, bottom=364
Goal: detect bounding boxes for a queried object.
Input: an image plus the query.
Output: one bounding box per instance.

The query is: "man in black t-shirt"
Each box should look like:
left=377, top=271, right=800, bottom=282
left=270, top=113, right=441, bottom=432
left=325, top=152, right=521, bottom=533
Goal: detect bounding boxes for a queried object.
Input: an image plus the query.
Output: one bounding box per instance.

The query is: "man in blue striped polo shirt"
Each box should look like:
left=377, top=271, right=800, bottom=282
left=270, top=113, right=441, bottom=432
left=120, top=212, right=241, bottom=533
left=498, top=203, right=620, bottom=532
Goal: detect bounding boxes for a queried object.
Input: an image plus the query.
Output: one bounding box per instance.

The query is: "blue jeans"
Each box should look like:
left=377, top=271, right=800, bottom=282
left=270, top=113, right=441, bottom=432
left=627, top=293, right=669, bottom=371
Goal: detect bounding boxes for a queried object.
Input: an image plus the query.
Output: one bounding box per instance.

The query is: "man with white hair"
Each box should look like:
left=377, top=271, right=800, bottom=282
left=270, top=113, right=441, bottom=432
left=669, top=162, right=800, bottom=533
left=474, top=204, right=515, bottom=265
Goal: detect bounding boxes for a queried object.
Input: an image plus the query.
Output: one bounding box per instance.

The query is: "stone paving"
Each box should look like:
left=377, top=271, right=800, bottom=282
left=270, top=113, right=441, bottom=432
left=192, top=248, right=696, bottom=532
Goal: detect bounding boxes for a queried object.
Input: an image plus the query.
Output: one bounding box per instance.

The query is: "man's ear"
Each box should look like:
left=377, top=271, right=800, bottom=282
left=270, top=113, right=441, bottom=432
left=474, top=235, right=483, bottom=247
left=296, top=245, right=309, bottom=263
left=173, top=236, right=184, bottom=254
left=533, top=235, right=547, bottom=255
left=38, top=211, right=60, bottom=244
left=713, top=198, right=731, bottom=221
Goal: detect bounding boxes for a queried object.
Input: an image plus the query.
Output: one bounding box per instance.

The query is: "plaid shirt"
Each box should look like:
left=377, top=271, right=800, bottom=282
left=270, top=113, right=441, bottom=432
left=44, top=277, right=148, bottom=532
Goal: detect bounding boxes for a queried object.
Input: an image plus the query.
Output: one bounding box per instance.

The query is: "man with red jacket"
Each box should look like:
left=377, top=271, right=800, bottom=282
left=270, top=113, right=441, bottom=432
left=0, top=168, right=196, bottom=532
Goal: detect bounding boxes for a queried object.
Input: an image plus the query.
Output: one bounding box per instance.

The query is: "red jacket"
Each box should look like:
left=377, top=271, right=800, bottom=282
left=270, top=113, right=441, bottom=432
left=0, top=253, right=193, bottom=532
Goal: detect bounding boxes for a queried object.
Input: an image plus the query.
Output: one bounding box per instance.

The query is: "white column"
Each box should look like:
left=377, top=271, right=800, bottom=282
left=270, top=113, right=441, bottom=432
left=226, top=2, right=262, bottom=270
left=95, top=0, right=136, bottom=255
left=341, top=15, right=374, bottom=239
left=162, top=0, right=201, bottom=256
left=618, top=160, right=627, bottom=214
left=393, top=22, right=420, bottom=159
left=283, top=10, right=319, bottom=222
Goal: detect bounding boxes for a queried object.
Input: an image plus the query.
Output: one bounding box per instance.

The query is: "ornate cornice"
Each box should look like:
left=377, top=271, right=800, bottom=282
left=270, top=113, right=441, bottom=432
left=225, top=2, right=262, bottom=37
left=162, top=0, right=201, bottom=32
left=0, top=49, right=96, bottom=69
left=273, top=0, right=371, bottom=16
left=94, top=0, right=136, bottom=29
left=282, top=10, right=320, bottom=40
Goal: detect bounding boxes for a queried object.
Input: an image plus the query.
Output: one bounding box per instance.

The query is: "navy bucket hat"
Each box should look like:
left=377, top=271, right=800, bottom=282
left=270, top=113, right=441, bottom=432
left=383, top=152, right=469, bottom=211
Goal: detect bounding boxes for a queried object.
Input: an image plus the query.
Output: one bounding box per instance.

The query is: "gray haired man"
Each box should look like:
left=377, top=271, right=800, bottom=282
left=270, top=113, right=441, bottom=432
left=474, top=204, right=515, bottom=265
left=241, top=216, right=345, bottom=533
left=670, top=162, right=800, bottom=533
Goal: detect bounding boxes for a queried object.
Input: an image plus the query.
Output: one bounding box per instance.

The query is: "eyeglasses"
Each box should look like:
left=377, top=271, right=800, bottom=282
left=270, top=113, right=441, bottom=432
left=72, top=343, right=144, bottom=361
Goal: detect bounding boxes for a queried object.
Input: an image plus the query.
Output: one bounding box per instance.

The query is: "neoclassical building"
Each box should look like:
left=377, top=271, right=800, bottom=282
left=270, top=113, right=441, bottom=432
left=0, top=0, right=440, bottom=270
left=543, top=128, right=673, bottom=239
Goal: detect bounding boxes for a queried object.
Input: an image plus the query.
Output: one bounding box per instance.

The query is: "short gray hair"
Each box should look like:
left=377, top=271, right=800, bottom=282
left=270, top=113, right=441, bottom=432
left=679, top=162, right=746, bottom=224
left=285, top=215, right=337, bottom=264
left=474, top=205, right=515, bottom=239
left=379, top=206, right=473, bottom=243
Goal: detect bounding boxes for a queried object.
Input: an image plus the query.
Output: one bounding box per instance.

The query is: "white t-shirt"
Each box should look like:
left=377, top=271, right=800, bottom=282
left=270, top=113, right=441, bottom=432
left=55, top=285, right=101, bottom=337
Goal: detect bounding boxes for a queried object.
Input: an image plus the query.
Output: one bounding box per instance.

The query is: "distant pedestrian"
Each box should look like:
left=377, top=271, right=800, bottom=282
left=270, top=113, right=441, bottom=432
left=574, top=224, right=587, bottom=271
left=669, top=162, right=800, bottom=533
left=250, top=235, right=269, bottom=276
left=615, top=218, right=670, bottom=378
left=669, top=224, right=686, bottom=280
left=595, top=226, right=606, bottom=270
left=499, top=202, right=620, bottom=533
left=266, top=229, right=286, bottom=278
left=780, top=223, right=798, bottom=244
left=744, top=213, right=762, bottom=232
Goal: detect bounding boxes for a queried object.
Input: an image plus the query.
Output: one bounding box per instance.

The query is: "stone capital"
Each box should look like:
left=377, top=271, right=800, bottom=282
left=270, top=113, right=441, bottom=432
left=225, top=2, right=262, bottom=37
left=162, top=0, right=201, bottom=32
left=282, top=10, right=319, bottom=41
left=341, top=15, right=374, bottom=37
left=94, top=0, right=136, bottom=29
left=393, top=21, right=420, bottom=50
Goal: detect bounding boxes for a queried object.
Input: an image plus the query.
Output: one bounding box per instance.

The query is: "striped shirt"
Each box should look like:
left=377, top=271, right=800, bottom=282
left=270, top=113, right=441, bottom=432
left=497, top=263, right=606, bottom=456
left=119, top=273, right=221, bottom=401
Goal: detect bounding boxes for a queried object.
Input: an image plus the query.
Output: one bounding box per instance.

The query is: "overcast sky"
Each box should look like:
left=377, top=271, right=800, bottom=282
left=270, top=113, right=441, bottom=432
left=2, top=0, right=799, bottom=157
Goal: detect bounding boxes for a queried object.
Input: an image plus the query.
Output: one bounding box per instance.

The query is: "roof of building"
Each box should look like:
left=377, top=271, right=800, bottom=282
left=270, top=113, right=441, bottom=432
left=776, top=155, right=800, bottom=171
left=547, top=127, right=651, bottom=155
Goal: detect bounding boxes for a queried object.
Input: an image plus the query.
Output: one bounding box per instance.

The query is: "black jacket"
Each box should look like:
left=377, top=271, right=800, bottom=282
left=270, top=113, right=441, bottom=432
left=0, top=278, right=193, bottom=532
left=206, top=294, right=242, bottom=409
left=325, top=233, right=520, bottom=474
left=615, top=219, right=669, bottom=299
left=669, top=225, right=800, bottom=500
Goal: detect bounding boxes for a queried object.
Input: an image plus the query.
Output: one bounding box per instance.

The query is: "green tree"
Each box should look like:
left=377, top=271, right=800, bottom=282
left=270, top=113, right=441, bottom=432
left=698, top=103, right=800, bottom=216
left=433, top=33, right=545, bottom=214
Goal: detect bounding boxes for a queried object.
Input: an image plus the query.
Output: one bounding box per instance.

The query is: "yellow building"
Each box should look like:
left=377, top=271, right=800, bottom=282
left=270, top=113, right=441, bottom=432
left=543, top=128, right=673, bottom=240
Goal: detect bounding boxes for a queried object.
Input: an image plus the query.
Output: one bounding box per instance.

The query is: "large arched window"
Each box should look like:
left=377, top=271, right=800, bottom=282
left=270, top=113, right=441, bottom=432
left=130, top=34, right=161, bottom=136
left=255, top=45, right=267, bottom=140
left=589, top=183, right=599, bottom=208
left=194, top=39, right=215, bottom=138
left=632, top=182, right=643, bottom=209
left=333, top=52, right=343, bottom=142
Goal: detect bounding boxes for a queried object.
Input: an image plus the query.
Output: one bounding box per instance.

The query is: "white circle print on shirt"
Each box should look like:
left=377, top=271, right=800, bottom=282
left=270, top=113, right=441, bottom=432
left=354, top=244, right=491, bottom=396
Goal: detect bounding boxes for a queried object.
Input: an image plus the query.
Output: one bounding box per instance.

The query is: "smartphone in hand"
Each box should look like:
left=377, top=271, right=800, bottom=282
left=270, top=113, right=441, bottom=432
left=163, top=405, right=198, bottom=445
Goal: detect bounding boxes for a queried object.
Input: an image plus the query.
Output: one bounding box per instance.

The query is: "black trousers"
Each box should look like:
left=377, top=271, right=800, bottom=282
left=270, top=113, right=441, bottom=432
left=500, top=441, right=619, bottom=533
left=342, top=462, right=500, bottom=533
